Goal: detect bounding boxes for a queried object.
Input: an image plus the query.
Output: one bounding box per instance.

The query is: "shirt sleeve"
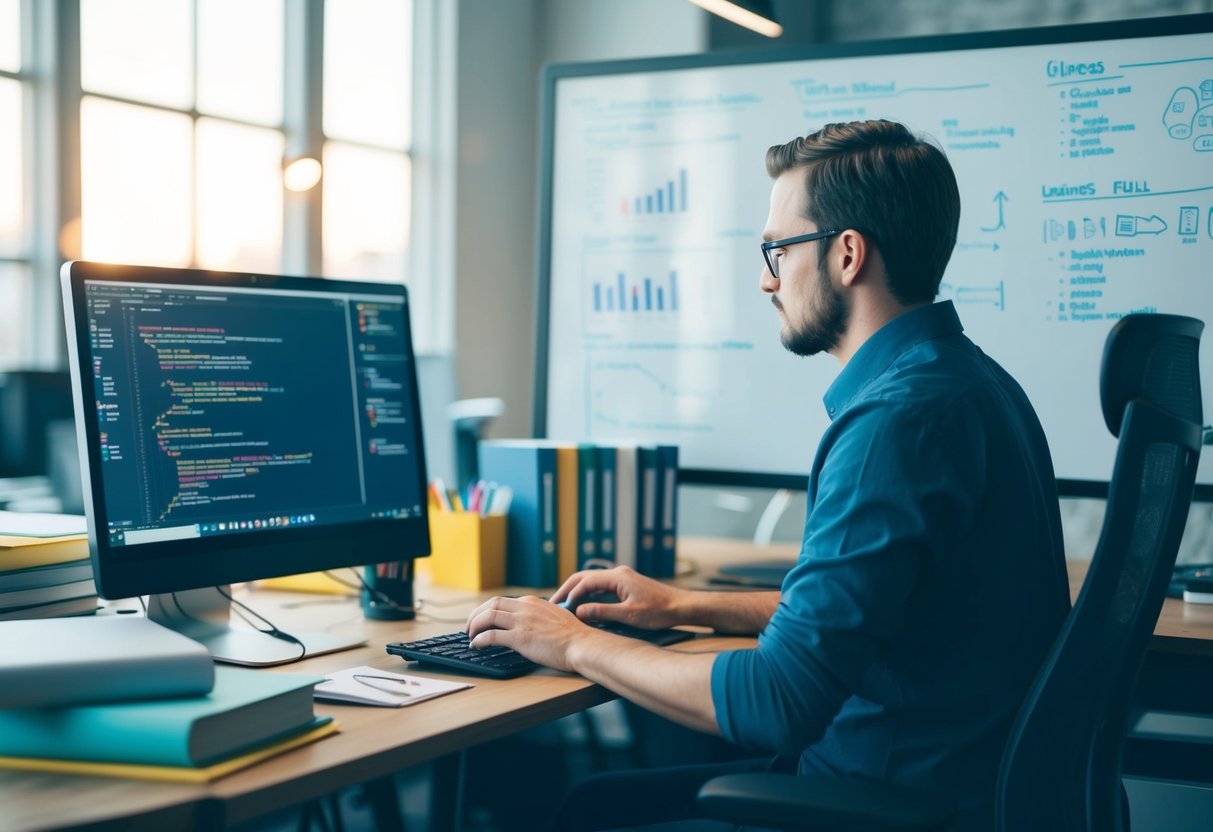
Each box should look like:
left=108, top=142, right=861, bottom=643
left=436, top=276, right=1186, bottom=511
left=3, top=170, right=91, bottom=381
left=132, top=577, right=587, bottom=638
left=712, top=395, right=987, bottom=755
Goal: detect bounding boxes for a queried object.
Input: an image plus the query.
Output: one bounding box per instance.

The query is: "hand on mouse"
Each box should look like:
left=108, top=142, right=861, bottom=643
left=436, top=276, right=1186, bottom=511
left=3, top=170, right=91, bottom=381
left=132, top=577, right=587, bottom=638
left=550, top=565, right=688, bottom=630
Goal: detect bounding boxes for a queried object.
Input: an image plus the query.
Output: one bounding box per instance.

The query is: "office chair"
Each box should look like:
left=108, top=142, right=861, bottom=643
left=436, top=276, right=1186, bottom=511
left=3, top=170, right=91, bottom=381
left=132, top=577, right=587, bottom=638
left=697, top=313, right=1205, bottom=832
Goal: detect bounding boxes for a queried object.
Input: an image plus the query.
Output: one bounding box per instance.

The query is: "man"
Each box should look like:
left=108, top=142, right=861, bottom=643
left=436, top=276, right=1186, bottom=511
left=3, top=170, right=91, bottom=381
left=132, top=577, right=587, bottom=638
left=467, top=120, right=1069, bottom=831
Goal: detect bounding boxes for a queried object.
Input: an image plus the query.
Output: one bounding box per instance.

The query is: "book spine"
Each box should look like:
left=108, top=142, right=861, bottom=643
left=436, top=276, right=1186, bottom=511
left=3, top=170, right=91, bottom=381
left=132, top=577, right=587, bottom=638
left=555, top=446, right=579, bottom=583
left=596, top=446, right=616, bottom=564
left=657, top=445, right=679, bottom=579
left=0, top=579, right=97, bottom=610
left=478, top=442, right=560, bottom=587
left=0, top=653, right=215, bottom=711
left=576, top=445, right=599, bottom=571
left=636, top=446, right=659, bottom=576
left=0, top=542, right=89, bottom=572
left=0, top=701, right=197, bottom=766
left=613, top=446, right=637, bottom=569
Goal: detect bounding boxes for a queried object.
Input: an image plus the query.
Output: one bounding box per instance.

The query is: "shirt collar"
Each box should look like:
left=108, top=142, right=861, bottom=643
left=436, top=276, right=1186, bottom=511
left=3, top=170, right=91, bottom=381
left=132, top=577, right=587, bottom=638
left=822, top=300, right=964, bottom=420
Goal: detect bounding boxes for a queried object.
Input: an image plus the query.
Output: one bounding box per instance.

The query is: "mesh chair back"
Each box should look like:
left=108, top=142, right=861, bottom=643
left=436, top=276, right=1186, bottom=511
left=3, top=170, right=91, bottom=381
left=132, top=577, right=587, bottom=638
left=995, top=314, right=1203, bottom=832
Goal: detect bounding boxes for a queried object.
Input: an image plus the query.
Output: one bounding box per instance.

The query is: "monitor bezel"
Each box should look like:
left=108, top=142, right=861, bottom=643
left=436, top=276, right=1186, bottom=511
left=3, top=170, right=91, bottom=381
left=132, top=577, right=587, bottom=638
left=62, top=260, right=431, bottom=600
left=531, top=12, right=1213, bottom=500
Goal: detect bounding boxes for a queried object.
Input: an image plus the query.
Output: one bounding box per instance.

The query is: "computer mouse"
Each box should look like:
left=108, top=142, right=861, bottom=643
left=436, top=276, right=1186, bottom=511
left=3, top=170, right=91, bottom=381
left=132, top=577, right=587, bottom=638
left=557, top=591, right=620, bottom=612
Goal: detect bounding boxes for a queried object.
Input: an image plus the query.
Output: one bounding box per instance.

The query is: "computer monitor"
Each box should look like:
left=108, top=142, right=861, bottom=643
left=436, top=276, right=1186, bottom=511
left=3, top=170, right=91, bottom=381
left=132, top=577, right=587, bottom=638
left=61, top=261, right=430, bottom=665
left=535, top=14, right=1213, bottom=499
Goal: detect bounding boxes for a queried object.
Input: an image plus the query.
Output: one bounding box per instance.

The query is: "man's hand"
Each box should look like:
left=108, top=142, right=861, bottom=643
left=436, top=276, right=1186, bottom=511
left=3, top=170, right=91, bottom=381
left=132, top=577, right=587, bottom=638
left=464, top=587, right=722, bottom=735
left=465, top=594, right=606, bottom=672
left=549, top=565, right=689, bottom=630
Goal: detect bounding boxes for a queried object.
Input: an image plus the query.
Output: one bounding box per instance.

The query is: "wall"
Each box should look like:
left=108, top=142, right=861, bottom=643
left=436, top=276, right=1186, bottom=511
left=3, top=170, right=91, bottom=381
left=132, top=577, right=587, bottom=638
left=451, top=0, right=707, bottom=441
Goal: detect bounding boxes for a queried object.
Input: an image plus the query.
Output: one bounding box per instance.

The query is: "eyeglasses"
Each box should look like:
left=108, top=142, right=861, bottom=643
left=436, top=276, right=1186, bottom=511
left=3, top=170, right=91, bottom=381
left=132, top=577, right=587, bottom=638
left=761, top=229, right=842, bottom=279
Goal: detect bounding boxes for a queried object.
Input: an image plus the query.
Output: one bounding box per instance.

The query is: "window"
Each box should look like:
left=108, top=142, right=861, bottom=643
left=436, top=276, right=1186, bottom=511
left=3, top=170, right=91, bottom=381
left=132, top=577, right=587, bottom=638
left=322, top=0, right=413, bottom=283
left=79, top=0, right=285, bottom=271
left=0, top=0, right=28, bottom=367
left=2, top=0, right=445, bottom=370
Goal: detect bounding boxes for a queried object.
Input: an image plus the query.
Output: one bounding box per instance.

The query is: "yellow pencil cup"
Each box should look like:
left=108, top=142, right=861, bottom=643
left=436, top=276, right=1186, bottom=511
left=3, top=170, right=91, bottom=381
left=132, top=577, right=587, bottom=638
left=424, top=512, right=507, bottom=592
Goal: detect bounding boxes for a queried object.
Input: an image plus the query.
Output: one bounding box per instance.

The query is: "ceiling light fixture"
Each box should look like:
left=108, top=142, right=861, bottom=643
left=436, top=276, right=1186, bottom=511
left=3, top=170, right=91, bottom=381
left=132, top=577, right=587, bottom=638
left=688, top=0, right=783, bottom=39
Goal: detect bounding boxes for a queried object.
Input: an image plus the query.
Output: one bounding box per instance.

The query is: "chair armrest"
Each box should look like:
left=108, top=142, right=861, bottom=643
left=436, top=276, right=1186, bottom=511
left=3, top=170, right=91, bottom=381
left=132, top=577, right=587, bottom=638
left=696, top=773, right=954, bottom=832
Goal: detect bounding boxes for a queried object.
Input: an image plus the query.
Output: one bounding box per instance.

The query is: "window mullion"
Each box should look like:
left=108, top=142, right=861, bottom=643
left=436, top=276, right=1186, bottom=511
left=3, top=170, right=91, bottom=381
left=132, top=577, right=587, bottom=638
left=283, top=0, right=323, bottom=277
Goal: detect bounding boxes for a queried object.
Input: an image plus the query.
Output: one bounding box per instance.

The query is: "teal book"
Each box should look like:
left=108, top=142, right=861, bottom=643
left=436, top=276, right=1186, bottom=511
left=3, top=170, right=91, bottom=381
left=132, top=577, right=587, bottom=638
left=635, top=446, right=660, bottom=577
left=0, top=666, right=324, bottom=767
left=479, top=440, right=559, bottom=586
left=596, top=445, right=617, bottom=563
left=576, top=444, right=600, bottom=570
left=655, top=445, right=679, bottom=579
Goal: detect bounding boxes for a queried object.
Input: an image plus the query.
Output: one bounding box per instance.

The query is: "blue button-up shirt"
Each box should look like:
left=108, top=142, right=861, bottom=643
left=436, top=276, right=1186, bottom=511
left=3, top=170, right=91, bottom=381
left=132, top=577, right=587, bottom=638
left=711, top=301, right=1068, bottom=815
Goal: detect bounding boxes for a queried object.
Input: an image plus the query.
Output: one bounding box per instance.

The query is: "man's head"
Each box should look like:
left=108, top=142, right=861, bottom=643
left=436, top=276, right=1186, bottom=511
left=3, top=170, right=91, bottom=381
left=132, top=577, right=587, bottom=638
left=761, top=120, right=960, bottom=357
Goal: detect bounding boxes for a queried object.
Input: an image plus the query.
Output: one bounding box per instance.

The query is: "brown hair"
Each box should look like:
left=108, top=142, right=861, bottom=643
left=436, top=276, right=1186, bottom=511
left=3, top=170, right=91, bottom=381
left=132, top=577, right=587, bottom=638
left=766, top=120, right=960, bottom=305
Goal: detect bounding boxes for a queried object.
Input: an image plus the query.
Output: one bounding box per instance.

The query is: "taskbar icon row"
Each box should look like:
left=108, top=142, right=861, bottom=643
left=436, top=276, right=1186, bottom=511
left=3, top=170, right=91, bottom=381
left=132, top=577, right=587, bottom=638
left=199, top=514, right=316, bottom=534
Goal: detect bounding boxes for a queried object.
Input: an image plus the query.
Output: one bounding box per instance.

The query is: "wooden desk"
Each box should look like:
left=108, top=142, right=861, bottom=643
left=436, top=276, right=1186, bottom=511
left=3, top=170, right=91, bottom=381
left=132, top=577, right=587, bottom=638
left=1, top=572, right=751, bottom=832
left=680, top=536, right=1213, bottom=652
left=5, top=537, right=1212, bottom=831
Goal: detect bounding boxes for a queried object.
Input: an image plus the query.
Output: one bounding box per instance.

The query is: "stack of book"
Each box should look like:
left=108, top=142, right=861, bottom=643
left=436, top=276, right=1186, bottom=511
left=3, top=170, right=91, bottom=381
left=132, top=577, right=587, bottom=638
left=478, top=440, right=679, bottom=587
left=0, top=617, right=336, bottom=782
left=0, top=511, right=97, bottom=619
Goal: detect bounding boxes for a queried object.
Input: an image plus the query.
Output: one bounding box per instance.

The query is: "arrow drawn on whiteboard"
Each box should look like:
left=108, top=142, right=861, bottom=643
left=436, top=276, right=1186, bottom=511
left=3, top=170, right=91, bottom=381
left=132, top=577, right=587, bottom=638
left=980, top=191, right=1009, bottom=232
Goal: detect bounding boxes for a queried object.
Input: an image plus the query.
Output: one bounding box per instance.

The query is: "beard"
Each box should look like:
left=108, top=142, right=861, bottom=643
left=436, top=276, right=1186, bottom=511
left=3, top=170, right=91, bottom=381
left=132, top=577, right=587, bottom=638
left=779, top=260, right=848, bottom=357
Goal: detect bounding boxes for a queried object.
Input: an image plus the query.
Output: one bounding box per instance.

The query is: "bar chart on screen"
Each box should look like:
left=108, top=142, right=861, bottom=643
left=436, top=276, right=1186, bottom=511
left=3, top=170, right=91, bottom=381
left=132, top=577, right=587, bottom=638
left=580, top=248, right=731, bottom=333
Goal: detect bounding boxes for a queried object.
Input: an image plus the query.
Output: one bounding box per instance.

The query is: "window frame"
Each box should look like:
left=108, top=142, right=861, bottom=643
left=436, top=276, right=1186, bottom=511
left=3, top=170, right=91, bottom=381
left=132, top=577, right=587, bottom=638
left=8, top=0, right=451, bottom=370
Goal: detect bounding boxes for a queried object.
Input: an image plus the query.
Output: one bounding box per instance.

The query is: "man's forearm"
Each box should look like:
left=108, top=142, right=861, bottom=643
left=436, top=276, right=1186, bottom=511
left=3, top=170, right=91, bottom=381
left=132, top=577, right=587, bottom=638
left=568, top=631, right=721, bottom=734
left=674, top=589, right=780, bottom=634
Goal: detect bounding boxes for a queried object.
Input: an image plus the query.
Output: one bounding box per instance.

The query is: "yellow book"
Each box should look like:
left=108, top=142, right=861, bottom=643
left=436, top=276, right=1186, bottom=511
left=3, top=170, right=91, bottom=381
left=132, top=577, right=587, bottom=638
left=555, top=445, right=579, bottom=583
left=0, top=719, right=338, bottom=783
left=257, top=570, right=357, bottom=595
left=0, top=536, right=89, bottom=572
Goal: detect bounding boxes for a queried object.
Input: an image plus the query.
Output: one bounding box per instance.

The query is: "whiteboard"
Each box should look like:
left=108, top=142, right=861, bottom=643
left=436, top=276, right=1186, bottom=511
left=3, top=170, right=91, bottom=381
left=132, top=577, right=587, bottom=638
left=536, top=16, right=1213, bottom=492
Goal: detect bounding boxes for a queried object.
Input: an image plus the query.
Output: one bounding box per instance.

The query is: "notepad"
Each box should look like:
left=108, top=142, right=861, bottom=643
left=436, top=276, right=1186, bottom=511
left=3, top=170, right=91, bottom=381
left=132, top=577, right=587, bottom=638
left=314, top=665, right=472, bottom=707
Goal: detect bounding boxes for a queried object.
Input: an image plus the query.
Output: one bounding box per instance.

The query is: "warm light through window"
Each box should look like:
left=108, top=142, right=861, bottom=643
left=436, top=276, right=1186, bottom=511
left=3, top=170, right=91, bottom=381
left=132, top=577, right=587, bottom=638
left=198, top=0, right=283, bottom=125
left=0, top=78, right=23, bottom=255
left=81, top=0, right=192, bottom=108
left=197, top=118, right=284, bottom=273
left=81, top=97, right=193, bottom=266
left=0, top=0, right=19, bottom=72
left=323, top=143, right=410, bottom=282
left=324, top=0, right=412, bottom=149
left=0, top=263, right=27, bottom=368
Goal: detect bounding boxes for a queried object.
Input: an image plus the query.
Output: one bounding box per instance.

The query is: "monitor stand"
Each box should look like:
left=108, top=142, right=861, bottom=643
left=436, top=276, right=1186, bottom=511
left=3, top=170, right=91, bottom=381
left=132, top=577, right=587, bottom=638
left=147, top=586, right=367, bottom=667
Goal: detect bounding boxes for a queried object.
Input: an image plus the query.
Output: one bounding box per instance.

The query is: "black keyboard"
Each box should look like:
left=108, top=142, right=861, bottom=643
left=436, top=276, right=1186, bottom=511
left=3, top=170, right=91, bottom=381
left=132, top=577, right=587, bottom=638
left=386, top=624, right=695, bottom=679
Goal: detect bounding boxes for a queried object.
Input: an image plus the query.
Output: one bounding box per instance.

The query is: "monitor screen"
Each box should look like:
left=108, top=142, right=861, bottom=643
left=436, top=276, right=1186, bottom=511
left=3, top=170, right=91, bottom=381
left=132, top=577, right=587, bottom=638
left=62, top=262, right=430, bottom=600
left=535, top=14, right=1213, bottom=497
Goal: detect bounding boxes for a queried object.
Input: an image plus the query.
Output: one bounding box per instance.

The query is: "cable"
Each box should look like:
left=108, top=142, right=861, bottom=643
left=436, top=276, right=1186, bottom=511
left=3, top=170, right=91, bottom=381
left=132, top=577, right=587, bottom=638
left=214, top=586, right=307, bottom=663
left=326, top=568, right=420, bottom=617
left=164, top=588, right=307, bottom=664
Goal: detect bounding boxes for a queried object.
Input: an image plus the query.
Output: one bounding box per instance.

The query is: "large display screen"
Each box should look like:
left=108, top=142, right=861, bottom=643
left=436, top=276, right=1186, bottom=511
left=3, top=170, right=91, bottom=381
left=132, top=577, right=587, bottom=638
left=537, top=15, right=1213, bottom=493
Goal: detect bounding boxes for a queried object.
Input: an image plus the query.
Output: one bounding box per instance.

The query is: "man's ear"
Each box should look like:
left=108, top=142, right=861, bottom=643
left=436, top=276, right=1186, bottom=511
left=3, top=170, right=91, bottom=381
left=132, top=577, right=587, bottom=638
left=834, top=229, right=869, bottom=289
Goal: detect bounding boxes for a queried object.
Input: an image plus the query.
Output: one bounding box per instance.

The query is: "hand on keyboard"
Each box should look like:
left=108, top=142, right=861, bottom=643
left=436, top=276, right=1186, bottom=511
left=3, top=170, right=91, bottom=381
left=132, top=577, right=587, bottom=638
left=388, top=597, right=693, bottom=679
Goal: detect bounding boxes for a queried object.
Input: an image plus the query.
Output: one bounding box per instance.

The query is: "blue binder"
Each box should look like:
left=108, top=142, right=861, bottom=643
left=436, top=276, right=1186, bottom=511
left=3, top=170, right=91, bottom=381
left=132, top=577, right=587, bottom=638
left=479, top=441, right=559, bottom=586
